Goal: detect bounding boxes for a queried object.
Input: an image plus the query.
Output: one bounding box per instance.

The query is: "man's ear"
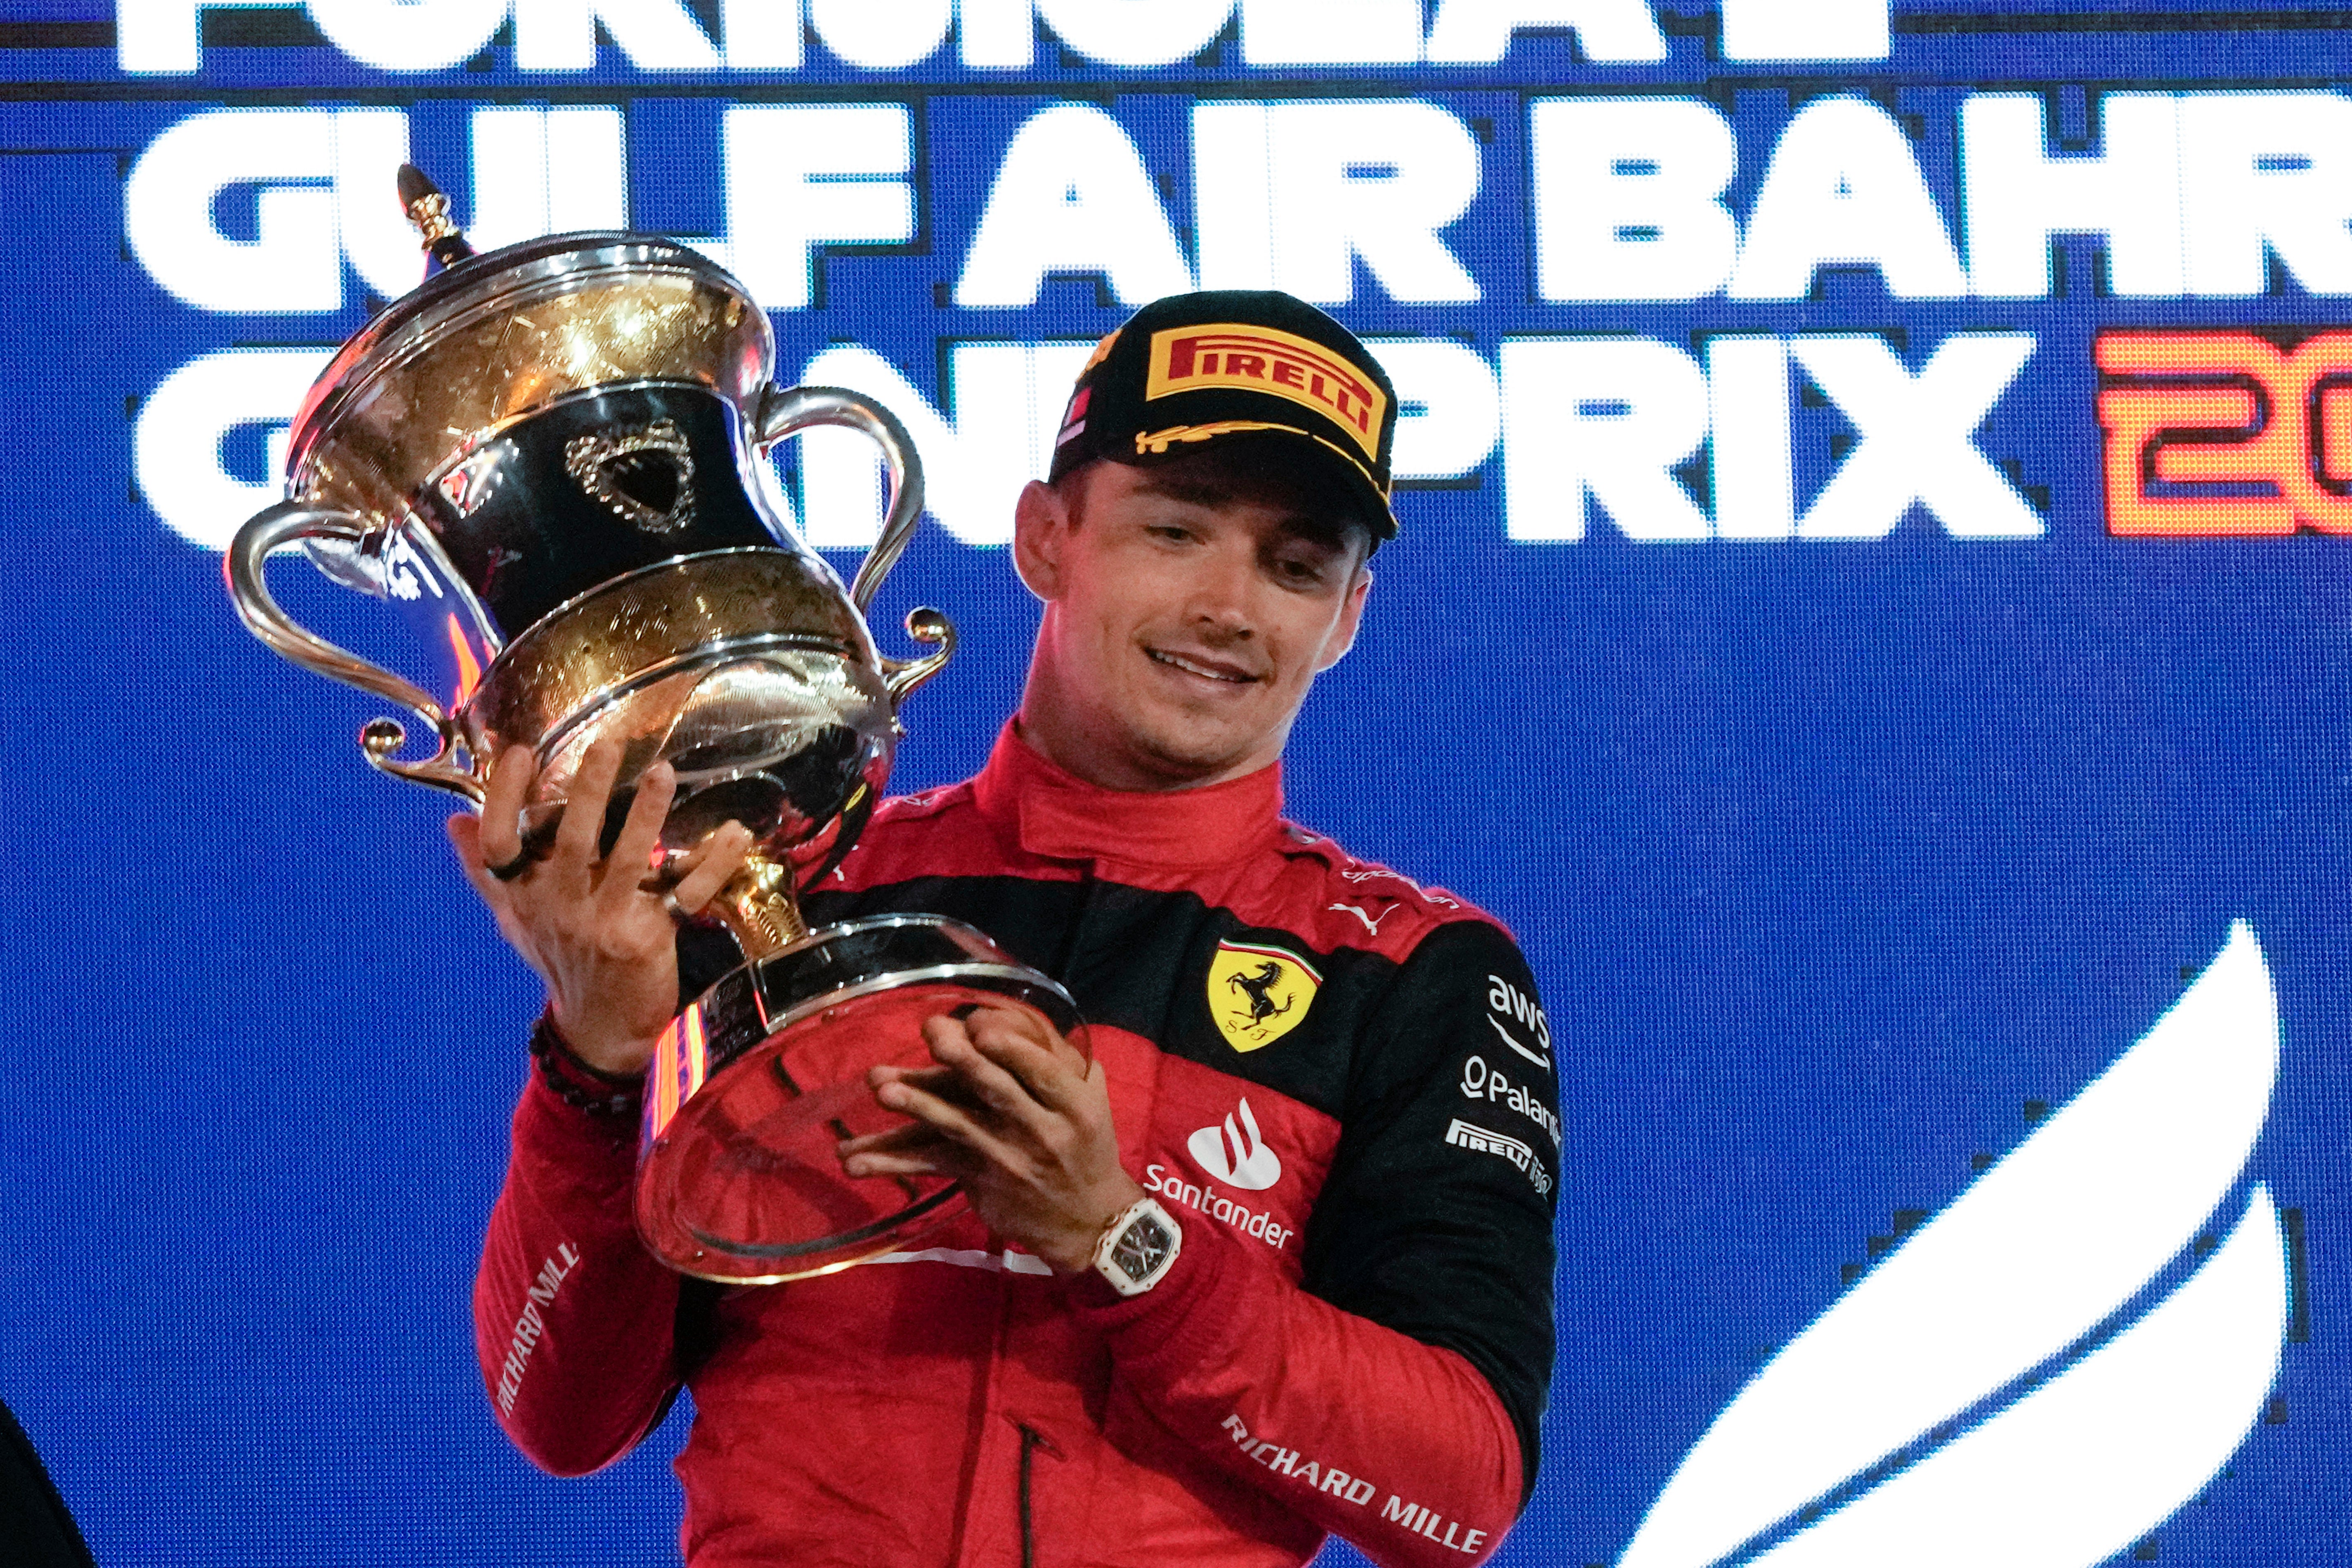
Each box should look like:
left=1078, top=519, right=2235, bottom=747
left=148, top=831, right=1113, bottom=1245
left=1012, top=479, right=1071, bottom=603
left=1313, top=565, right=1373, bottom=674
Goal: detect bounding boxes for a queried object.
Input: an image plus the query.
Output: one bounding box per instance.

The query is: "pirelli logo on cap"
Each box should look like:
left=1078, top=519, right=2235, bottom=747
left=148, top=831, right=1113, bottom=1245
left=1145, top=325, right=1387, bottom=461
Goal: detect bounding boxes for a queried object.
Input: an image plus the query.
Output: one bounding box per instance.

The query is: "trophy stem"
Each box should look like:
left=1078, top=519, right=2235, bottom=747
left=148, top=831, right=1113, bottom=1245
left=711, top=853, right=808, bottom=961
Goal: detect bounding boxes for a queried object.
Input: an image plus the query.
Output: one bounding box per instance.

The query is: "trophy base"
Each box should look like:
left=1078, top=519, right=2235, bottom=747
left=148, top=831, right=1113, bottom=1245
left=635, top=915, right=1084, bottom=1284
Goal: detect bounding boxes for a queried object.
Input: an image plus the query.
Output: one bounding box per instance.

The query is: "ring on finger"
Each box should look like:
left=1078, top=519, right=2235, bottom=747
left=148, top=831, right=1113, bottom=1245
left=660, top=890, right=687, bottom=921
left=487, top=850, right=533, bottom=883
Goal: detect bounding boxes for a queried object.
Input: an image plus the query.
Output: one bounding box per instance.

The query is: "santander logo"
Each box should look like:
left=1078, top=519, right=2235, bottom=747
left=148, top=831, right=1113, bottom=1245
left=1188, top=1098, right=1284, bottom=1192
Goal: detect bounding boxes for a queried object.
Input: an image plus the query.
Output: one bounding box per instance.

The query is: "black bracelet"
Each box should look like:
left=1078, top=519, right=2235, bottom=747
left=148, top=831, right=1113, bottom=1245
left=528, top=1015, right=646, bottom=1121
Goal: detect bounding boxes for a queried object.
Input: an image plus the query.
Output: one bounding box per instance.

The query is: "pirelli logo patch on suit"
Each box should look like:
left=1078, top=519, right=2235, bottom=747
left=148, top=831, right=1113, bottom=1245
left=1445, top=1119, right=1553, bottom=1198
left=1145, top=324, right=1389, bottom=459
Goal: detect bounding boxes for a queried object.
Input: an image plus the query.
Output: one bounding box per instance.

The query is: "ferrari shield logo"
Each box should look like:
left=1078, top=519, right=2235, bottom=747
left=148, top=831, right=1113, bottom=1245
left=1208, top=939, right=1322, bottom=1053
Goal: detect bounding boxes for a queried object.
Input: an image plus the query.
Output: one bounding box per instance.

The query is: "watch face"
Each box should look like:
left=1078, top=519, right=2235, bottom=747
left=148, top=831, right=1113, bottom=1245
left=1111, top=1212, right=1175, bottom=1283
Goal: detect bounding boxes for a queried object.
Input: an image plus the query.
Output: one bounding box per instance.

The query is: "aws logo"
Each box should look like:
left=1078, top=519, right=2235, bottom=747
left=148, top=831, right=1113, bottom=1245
left=1208, top=938, right=1322, bottom=1053
left=1486, top=973, right=1552, bottom=1071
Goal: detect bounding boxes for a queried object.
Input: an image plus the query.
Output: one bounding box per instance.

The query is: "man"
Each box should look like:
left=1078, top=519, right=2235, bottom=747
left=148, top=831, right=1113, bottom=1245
left=457, top=291, right=1560, bottom=1567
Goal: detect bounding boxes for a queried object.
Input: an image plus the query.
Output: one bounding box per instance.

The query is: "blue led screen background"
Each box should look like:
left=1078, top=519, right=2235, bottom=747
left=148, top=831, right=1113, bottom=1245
left=2, top=3, right=2347, bottom=1564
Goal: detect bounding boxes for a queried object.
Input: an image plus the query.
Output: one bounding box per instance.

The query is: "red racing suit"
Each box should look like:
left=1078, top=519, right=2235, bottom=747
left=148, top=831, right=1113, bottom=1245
left=475, top=725, right=1560, bottom=1567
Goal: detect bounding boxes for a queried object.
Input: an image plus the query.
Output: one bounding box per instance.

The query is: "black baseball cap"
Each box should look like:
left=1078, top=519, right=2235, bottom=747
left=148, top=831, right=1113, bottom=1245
left=1047, top=290, right=1400, bottom=543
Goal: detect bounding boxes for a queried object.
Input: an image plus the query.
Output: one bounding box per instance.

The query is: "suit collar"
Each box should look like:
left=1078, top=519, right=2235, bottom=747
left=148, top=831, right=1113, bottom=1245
left=969, top=723, right=1283, bottom=869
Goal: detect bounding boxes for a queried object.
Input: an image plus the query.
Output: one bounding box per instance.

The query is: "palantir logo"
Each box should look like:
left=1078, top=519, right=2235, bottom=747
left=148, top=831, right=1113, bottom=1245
left=1188, top=1098, right=1283, bottom=1193
left=1622, top=921, right=2290, bottom=1568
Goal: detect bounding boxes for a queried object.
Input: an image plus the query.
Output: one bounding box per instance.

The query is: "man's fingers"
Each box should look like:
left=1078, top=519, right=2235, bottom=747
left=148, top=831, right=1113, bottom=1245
left=868, top=1061, right=997, bottom=1117
left=478, top=746, right=536, bottom=869
left=961, top=1003, right=1074, bottom=1068
left=838, top=1117, right=966, bottom=1179
left=869, top=1062, right=963, bottom=1094
left=663, top=823, right=755, bottom=915
left=600, top=763, right=676, bottom=914
left=551, top=738, right=624, bottom=883
left=659, top=833, right=725, bottom=879
left=446, top=812, right=557, bottom=984
left=959, top=1008, right=1086, bottom=1114
left=840, top=1146, right=971, bottom=1182
left=838, top=1118, right=954, bottom=1159
left=447, top=810, right=483, bottom=869
left=919, top=1015, right=1059, bottom=1125
left=870, top=1074, right=1023, bottom=1171
left=445, top=813, right=503, bottom=904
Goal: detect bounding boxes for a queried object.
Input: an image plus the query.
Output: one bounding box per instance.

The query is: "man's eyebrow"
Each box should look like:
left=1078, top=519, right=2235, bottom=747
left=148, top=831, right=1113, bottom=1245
left=1132, top=478, right=1337, bottom=541
left=1127, top=475, right=1357, bottom=558
left=1131, top=476, right=1241, bottom=509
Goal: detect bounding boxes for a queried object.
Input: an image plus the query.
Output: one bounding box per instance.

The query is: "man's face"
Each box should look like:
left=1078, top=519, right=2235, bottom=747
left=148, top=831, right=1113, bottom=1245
left=1011, top=457, right=1373, bottom=791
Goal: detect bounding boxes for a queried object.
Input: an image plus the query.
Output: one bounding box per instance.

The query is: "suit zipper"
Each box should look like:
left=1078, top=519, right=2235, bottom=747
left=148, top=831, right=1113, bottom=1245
left=1017, top=1421, right=1065, bottom=1568
left=1018, top=1423, right=1041, bottom=1568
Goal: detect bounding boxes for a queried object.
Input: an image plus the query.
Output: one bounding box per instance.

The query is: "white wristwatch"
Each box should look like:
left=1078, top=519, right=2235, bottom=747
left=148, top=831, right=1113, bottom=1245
left=1092, top=1196, right=1183, bottom=1296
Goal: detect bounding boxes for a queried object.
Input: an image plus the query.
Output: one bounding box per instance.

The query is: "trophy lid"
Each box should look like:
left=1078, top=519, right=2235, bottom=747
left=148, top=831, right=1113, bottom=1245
left=285, top=229, right=775, bottom=537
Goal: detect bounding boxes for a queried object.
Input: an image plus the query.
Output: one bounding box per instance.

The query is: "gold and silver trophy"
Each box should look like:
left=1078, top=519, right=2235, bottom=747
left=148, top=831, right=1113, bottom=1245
left=227, top=170, right=1080, bottom=1282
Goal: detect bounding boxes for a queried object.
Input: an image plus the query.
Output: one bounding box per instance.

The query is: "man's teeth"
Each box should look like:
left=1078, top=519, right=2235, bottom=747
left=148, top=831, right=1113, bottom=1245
left=1149, top=649, right=1252, bottom=682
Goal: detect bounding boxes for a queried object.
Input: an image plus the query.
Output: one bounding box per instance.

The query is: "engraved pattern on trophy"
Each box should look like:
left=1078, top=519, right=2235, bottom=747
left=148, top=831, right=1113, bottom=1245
left=225, top=167, right=1081, bottom=1286
left=564, top=419, right=698, bottom=535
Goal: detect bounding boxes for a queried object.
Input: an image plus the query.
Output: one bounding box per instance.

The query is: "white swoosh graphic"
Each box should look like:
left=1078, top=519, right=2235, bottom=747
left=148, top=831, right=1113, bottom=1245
left=1188, top=1098, right=1283, bottom=1191
left=1620, top=921, right=2280, bottom=1568
left=1751, top=1186, right=2287, bottom=1568
left=1485, top=1013, right=1551, bottom=1070
left=871, top=1247, right=1053, bottom=1276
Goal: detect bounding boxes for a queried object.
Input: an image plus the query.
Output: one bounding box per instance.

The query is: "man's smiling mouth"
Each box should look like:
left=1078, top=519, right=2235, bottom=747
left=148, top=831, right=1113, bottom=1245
left=1147, top=648, right=1260, bottom=684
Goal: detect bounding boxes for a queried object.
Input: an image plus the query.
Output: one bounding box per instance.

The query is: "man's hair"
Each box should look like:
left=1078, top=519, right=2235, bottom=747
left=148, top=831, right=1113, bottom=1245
left=1051, top=446, right=1380, bottom=562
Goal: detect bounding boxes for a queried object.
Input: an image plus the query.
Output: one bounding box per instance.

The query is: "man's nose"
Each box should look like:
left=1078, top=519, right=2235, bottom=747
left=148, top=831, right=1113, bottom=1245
left=1186, top=540, right=1259, bottom=640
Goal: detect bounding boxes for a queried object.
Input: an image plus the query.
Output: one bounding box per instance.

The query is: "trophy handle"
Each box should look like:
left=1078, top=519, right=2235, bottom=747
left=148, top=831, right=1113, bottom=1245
left=753, top=384, right=927, bottom=616
left=880, top=607, right=956, bottom=704
left=224, top=501, right=487, bottom=805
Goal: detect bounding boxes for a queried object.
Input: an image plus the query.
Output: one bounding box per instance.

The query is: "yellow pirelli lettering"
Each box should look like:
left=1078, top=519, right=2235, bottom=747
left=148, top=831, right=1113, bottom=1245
left=1145, top=324, right=1388, bottom=460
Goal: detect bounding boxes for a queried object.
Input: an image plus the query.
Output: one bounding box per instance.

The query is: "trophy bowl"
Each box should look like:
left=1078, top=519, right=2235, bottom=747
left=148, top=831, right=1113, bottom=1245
left=640, top=916, right=1088, bottom=1281
left=225, top=218, right=1081, bottom=1284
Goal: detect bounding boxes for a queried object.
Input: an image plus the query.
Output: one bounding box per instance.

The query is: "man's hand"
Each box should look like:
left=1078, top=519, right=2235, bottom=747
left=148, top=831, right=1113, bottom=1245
left=446, top=738, right=753, bottom=1075
left=837, top=1006, right=1144, bottom=1274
